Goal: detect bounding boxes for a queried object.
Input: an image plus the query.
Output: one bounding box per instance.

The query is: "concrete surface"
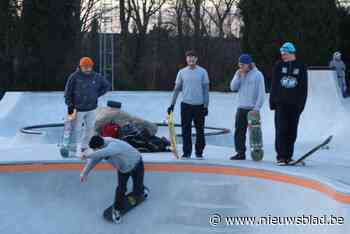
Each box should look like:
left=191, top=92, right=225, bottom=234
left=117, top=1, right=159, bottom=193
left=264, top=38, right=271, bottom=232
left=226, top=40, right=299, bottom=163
left=0, top=69, right=350, bottom=234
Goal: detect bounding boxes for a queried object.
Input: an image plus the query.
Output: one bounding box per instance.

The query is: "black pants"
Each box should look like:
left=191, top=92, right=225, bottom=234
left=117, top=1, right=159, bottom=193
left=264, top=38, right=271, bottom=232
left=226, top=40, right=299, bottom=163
left=114, top=159, right=144, bottom=210
left=274, top=105, right=302, bottom=160
left=181, top=102, right=206, bottom=156
left=234, top=108, right=251, bottom=154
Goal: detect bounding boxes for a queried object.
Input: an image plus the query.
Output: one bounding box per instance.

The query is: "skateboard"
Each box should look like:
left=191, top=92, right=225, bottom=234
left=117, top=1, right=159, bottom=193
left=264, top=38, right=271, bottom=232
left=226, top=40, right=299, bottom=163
left=166, top=112, right=179, bottom=159
left=59, top=109, right=77, bottom=158
left=247, top=110, right=264, bottom=161
left=287, top=135, right=333, bottom=166
left=103, top=187, right=149, bottom=223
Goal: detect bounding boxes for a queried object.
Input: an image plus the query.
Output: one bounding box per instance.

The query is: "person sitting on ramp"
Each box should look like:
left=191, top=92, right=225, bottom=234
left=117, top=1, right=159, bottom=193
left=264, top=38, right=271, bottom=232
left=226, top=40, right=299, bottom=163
left=80, top=135, right=147, bottom=223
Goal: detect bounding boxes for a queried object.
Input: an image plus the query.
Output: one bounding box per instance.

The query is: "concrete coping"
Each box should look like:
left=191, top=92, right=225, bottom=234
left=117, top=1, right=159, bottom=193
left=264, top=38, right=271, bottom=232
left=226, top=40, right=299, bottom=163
left=1, top=159, right=350, bottom=204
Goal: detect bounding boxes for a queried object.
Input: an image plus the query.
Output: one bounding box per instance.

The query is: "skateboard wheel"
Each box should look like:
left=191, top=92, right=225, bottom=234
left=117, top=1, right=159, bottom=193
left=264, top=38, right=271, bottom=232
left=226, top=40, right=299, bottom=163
left=127, top=196, right=137, bottom=206
left=60, top=148, right=69, bottom=158
left=251, top=150, right=263, bottom=161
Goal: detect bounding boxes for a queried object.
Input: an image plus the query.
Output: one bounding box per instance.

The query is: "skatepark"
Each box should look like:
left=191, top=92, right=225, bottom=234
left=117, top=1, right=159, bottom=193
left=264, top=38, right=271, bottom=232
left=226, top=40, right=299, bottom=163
left=1, top=69, right=350, bottom=233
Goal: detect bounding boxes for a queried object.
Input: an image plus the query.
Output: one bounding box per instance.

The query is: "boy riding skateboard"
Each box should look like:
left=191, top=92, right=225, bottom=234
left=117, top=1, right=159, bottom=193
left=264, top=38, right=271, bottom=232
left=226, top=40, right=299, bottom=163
left=230, top=54, right=266, bottom=160
left=80, top=136, right=147, bottom=223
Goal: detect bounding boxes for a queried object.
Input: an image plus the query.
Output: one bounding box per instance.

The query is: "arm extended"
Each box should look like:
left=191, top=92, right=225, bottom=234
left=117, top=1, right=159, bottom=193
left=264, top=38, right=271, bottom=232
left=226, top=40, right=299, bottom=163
left=81, top=157, right=103, bottom=178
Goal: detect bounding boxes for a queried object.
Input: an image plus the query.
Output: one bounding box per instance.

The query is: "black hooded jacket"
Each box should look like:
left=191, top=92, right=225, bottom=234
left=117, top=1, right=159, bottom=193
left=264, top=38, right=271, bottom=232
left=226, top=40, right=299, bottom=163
left=270, top=60, right=308, bottom=112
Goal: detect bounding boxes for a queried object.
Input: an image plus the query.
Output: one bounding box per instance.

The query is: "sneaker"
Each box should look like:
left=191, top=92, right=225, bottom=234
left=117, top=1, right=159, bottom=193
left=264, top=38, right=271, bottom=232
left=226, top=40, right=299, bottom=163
left=181, top=154, right=191, bottom=159
left=276, top=159, right=287, bottom=166
left=230, top=153, right=246, bottom=160
left=112, top=208, right=122, bottom=224
left=277, top=159, right=296, bottom=166
left=143, top=187, right=149, bottom=199
left=195, top=154, right=204, bottom=160
left=285, top=158, right=296, bottom=165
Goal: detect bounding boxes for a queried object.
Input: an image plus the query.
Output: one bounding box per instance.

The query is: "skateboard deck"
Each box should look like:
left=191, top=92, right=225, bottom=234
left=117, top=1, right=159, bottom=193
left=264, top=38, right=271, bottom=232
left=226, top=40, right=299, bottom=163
left=287, top=135, right=333, bottom=166
left=59, top=110, right=77, bottom=158
left=103, top=187, right=149, bottom=223
left=166, top=112, right=179, bottom=159
left=247, top=110, right=264, bottom=161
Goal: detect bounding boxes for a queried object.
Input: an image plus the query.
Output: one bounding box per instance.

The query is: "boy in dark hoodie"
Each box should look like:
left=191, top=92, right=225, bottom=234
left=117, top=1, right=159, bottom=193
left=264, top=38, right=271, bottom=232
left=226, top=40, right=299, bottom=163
left=270, top=42, right=308, bottom=165
left=64, top=57, right=111, bottom=157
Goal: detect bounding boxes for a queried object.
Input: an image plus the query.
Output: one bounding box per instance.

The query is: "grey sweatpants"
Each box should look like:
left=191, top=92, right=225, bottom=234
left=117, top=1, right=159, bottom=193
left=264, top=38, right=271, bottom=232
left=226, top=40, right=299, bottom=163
left=71, top=110, right=96, bottom=153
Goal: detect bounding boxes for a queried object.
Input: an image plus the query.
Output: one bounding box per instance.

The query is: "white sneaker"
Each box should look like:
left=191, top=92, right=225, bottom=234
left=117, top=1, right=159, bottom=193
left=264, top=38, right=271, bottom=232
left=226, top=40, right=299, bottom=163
left=143, top=187, right=149, bottom=199
left=112, top=208, right=121, bottom=224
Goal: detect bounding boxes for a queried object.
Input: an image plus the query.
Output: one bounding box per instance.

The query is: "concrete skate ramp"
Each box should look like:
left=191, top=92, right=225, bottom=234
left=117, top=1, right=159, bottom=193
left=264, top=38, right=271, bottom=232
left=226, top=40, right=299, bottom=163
left=0, top=162, right=349, bottom=234
left=0, top=69, right=347, bottom=147
left=297, top=69, right=347, bottom=142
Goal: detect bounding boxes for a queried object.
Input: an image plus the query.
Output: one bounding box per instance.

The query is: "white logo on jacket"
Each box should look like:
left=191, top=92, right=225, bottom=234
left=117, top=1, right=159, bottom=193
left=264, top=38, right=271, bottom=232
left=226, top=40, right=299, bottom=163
left=282, top=67, right=288, bottom=74
left=281, top=76, right=298, bottom=88
left=293, top=68, right=300, bottom=75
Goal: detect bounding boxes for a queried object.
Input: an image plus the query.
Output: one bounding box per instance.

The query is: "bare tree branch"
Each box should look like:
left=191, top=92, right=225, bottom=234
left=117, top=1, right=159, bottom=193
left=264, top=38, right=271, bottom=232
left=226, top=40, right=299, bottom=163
left=203, top=0, right=237, bottom=37
left=129, top=0, right=166, bottom=35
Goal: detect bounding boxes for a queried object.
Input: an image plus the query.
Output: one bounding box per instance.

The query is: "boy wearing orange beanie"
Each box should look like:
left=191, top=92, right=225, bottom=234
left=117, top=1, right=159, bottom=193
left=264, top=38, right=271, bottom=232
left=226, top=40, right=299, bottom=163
left=64, top=57, right=111, bottom=156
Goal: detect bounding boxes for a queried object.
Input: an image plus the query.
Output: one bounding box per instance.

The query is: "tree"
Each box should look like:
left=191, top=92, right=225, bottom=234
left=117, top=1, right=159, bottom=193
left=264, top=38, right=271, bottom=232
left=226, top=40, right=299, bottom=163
left=18, top=0, right=49, bottom=90
left=128, top=0, right=167, bottom=85
left=203, top=0, right=237, bottom=38
left=82, top=17, right=100, bottom=71
left=163, top=0, right=188, bottom=56
left=239, top=0, right=339, bottom=89
left=183, top=0, right=206, bottom=51
left=0, top=0, right=19, bottom=90
left=119, top=0, right=132, bottom=36
left=129, top=0, right=167, bottom=36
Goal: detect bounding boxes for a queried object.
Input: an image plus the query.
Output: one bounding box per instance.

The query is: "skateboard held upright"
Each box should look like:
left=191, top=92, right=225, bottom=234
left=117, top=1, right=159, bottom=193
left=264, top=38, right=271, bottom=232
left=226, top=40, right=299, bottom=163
left=247, top=110, right=264, bottom=161
left=166, top=112, right=179, bottom=159
left=60, top=109, right=77, bottom=158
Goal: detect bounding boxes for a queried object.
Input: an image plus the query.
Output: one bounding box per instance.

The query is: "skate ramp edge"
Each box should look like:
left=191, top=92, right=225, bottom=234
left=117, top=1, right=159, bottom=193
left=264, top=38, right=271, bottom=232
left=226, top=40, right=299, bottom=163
left=1, top=161, right=349, bottom=234
left=1, top=161, right=350, bottom=204
left=0, top=92, right=23, bottom=119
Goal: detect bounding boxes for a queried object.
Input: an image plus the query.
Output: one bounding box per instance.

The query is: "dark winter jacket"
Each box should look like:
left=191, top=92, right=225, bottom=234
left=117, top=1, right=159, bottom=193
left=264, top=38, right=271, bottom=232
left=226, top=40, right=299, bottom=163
left=269, top=60, right=308, bottom=112
left=64, top=69, right=111, bottom=111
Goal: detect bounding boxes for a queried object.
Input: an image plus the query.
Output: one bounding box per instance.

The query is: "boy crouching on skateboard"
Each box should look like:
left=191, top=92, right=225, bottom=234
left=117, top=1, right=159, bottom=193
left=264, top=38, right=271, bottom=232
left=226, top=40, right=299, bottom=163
left=230, top=54, right=266, bottom=160
left=80, top=136, right=147, bottom=223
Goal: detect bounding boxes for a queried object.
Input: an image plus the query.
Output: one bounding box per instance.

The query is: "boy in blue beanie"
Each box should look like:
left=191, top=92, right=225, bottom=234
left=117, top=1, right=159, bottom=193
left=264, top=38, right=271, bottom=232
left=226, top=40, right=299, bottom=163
left=230, top=54, right=266, bottom=160
left=270, top=42, right=308, bottom=165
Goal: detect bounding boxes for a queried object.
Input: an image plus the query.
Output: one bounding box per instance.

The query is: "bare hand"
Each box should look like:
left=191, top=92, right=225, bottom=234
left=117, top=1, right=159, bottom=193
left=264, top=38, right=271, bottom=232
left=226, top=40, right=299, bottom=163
left=239, top=68, right=246, bottom=76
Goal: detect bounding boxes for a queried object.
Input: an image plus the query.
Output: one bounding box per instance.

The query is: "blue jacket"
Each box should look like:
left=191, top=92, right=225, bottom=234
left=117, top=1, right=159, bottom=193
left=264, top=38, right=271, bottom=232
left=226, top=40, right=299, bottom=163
left=64, top=70, right=111, bottom=111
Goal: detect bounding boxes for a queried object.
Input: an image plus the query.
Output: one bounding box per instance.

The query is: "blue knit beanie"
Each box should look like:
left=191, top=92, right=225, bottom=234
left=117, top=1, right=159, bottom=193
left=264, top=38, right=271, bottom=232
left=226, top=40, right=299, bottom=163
left=280, top=42, right=296, bottom=54
left=239, top=54, right=253, bottom=64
